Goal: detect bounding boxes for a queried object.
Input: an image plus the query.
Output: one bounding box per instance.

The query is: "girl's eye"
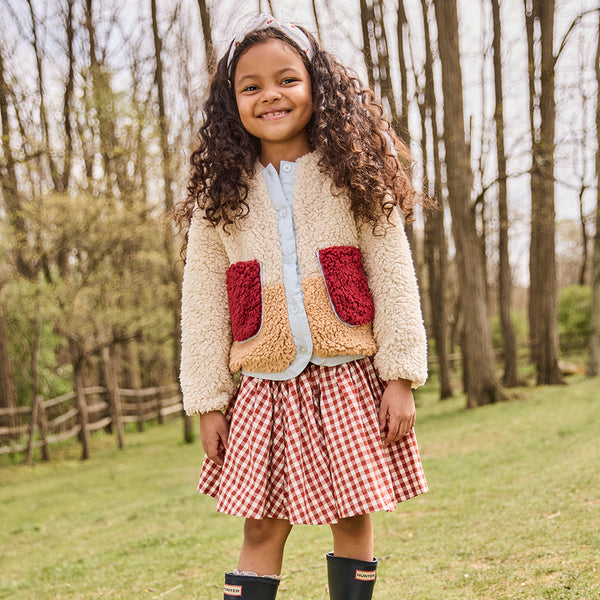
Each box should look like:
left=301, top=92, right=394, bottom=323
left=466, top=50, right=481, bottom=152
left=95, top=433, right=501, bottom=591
left=282, top=78, right=297, bottom=85
left=242, top=84, right=258, bottom=92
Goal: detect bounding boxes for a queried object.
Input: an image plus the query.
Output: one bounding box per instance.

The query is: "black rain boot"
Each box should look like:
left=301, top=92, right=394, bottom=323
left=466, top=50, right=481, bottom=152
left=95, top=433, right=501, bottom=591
left=224, top=572, right=280, bottom=599
left=326, top=552, right=378, bottom=600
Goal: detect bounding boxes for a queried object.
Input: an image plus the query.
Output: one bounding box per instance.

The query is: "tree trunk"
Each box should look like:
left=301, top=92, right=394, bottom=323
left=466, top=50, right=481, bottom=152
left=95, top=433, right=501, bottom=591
left=61, top=0, right=75, bottom=193
left=0, top=302, right=18, bottom=436
left=419, top=0, right=452, bottom=399
left=0, top=47, right=34, bottom=279
left=360, top=0, right=376, bottom=91
left=360, top=0, right=399, bottom=131
left=526, top=0, right=563, bottom=385
left=72, top=354, right=91, bottom=460
left=84, top=0, right=123, bottom=192
left=27, top=0, right=61, bottom=191
left=491, top=0, right=519, bottom=387
left=151, top=1, right=174, bottom=216
left=197, top=0, right=216, bottom=75
left=396, top=0, right=410, bottom=142
left=131, top=55, right=150, bottom=210
left=151, top=0, right=191, bottom=442
left=29, top=288, right=49, bottom=460
left=476, top=193, right=490, bottom=310
left=123, top=339, right=142, bottom=390
left=433, top=0, right=505, bottom=407
left=578, top=185, right=588, bottom=285
left=588, top=8, right=600, bottom=377
left=394, top=0, right=415, bottom=250
left=524, top=1, right=537, bottom=366
left=102, top=346, right=125, bottom=450
left=311, top=0, right=322, bottom=43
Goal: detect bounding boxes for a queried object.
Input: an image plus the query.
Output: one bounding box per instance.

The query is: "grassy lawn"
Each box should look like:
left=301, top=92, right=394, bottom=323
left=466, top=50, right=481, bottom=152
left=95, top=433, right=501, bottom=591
left=1, top=376, right=599, bottom=599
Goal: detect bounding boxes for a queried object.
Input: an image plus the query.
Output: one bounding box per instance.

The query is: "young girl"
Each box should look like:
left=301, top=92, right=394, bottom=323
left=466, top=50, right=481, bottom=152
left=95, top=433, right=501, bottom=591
left=176, top=13, right=428, bottom=600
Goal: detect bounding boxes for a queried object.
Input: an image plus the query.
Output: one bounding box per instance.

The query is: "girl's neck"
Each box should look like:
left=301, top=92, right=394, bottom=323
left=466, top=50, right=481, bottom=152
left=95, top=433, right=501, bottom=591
left=259, top=139, right=312, bottom=172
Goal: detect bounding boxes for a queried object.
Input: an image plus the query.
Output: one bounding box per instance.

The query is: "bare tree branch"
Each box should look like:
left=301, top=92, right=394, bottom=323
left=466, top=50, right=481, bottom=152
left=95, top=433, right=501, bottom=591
left=554, top=7, right=600, bottom=64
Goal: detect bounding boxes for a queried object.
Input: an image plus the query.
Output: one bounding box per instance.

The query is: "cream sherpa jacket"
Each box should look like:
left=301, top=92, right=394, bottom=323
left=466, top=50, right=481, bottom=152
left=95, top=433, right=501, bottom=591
left=180, top=152, right=427, bottom=415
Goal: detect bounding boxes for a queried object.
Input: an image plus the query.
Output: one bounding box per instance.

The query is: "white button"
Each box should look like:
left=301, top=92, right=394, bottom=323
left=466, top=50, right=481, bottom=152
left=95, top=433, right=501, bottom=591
left=298, top=346, right=307, bottom=354
left=278, top=208, right=287, bottom=218
left=284, top=255, right=294, bottom=264
left=291, top=304, right=299, bottom=313
left=282, top=164, right=292, bottom=172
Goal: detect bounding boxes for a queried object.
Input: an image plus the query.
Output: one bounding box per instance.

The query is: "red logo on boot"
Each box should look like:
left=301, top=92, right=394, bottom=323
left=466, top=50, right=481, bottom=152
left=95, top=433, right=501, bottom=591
left=224, top=584, right=242, bottom=596
left=355, top=569, right=376, bottom=581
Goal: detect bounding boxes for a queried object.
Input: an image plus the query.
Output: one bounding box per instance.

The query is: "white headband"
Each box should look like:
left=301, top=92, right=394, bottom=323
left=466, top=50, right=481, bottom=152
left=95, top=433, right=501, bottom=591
left=226, top=13, right=313, bottom=75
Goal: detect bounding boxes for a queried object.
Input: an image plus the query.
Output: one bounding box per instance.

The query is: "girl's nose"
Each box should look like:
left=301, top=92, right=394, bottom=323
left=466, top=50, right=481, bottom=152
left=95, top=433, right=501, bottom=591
left=262, top=86, right=281, bottom=102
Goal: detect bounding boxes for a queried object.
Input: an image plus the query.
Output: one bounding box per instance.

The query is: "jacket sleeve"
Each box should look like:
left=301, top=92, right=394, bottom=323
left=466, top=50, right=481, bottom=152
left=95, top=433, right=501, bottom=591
left=357, top=208, right=428, bottom=387
left=180, top=211, right=235, bottom=414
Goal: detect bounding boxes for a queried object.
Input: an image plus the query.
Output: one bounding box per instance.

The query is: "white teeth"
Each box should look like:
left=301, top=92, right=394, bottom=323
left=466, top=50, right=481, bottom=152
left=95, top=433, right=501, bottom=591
left=261, top=111, right=288, bottom=118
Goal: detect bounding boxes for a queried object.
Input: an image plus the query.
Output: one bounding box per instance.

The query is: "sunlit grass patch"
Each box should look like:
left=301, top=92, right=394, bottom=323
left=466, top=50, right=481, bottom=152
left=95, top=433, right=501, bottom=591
left=1, top=378, right=598, bottom=599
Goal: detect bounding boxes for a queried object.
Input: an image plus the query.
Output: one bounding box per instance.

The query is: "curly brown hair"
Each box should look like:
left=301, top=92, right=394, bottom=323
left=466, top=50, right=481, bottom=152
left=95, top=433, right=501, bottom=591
left=174, top=25, right=416, bottom=230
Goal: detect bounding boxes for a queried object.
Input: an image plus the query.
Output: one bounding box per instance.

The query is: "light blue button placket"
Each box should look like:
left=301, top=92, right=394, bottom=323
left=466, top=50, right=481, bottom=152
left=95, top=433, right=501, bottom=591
left=241, top=161, right=314, bottom=380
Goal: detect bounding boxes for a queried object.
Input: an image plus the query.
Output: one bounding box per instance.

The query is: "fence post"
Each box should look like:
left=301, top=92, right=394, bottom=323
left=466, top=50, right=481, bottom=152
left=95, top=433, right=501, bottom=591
left=183, top=384, right=193, bottom=444
left=102, top=347, right=125, bottom=450
left=37, top=395, right=50, bottom=461
left=136, top=392, right=144, bottom=432
left=74, top=366, right=91, bottom=460
left=25, top=396, right=40, bottom=465
left=157, top=389, right=164, bottom=425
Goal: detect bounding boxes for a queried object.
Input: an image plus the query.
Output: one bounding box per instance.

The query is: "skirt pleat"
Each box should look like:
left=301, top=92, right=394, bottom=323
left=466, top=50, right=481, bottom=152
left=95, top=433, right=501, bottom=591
left=197, top=358, right=427, bottom=525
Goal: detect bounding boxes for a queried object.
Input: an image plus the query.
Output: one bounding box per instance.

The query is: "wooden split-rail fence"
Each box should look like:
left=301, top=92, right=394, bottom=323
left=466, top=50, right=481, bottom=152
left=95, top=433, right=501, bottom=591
left=0, top=383, right=182, bottom=462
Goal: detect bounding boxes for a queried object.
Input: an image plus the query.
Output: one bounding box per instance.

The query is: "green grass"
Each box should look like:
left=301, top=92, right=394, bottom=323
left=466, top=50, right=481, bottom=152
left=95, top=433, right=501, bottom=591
left=1, top=377, right=599, bottom=599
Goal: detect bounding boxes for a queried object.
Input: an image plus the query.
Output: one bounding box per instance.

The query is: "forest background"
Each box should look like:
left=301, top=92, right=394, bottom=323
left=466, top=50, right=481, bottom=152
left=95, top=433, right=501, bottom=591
left=0, top=0, right=599, bottom=454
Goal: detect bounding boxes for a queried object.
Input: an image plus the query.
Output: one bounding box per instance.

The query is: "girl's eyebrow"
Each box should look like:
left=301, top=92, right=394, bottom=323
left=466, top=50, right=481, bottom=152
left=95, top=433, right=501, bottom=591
left=236, top=67, right=303, bottom=84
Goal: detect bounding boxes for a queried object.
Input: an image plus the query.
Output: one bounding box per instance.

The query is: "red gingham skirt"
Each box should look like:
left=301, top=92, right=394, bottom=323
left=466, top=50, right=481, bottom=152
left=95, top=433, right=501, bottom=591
left=197, top=358, right=427, bottom=525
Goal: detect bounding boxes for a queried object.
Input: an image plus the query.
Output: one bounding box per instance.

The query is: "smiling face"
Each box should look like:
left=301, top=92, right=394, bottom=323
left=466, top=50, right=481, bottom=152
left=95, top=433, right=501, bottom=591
left=233, top=38, right=313, bottom=168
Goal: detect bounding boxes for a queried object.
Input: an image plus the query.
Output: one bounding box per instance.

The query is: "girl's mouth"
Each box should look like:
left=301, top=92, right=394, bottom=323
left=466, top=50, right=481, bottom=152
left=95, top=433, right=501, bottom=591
left=259, top=110, right=290, bottom=120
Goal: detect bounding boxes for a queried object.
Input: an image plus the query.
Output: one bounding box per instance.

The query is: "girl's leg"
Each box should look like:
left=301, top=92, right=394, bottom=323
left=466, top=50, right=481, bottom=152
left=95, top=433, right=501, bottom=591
left=237, top=517, right=293, bottom=575
left=327, top=515, right=378, bottom=600
left=329, top=514, right=374, bottom=561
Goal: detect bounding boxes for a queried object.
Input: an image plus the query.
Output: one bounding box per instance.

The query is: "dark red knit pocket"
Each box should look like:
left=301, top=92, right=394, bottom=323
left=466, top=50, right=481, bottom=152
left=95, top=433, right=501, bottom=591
left=226, top=260, right=262, bottom=342
left=318, top=246, right=374, bottom=326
